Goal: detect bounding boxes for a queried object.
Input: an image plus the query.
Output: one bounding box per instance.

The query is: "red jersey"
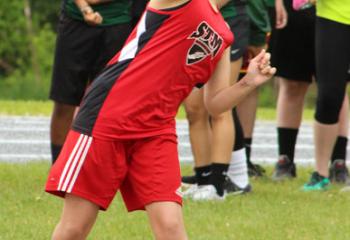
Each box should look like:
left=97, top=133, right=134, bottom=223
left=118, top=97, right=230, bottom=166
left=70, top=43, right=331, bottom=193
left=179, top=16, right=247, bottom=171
left=73, top=0, right=234, bottom=139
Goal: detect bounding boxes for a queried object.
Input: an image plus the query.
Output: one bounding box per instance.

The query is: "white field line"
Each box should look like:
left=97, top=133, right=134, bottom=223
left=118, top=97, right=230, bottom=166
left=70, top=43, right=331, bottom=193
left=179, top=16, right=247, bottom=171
left=0, top=154, right=50, bottom=160
left=0, top=140, right=49, bottom=144
left=0, top=154, right=317, bottom=165
left=0, top=139, right=316, bottom=149
left=0, top=127, right=47, bottom=132
left=165, top=157, right=318, bottom=165
left=0, top=129, right=313, bottom=139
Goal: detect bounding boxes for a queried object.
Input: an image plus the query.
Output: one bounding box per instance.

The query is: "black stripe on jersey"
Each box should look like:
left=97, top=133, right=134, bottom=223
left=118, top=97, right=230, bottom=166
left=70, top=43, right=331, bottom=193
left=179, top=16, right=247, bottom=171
left=135, top=11, right=169, bottom=55
left=72, top=10, right=170, bottom=135
left=72, top=59, right=132, bottom=135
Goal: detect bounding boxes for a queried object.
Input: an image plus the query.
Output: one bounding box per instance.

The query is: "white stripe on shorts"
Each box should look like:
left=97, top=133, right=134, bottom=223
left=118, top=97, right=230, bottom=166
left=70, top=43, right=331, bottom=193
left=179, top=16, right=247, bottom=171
left=67, top=136, right=93, bottom=193
left=61, top=135, right=89, bottom=192
left=57, top=134, right=84, bottom=190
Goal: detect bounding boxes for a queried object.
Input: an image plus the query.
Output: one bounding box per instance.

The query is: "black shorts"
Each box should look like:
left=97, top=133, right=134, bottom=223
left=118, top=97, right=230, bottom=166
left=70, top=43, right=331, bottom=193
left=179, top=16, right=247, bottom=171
left=226, top=7, right=250, bottom=61
left=268, top=2, right=316, bottom=82
left=50, top=14, right=132, bottom=106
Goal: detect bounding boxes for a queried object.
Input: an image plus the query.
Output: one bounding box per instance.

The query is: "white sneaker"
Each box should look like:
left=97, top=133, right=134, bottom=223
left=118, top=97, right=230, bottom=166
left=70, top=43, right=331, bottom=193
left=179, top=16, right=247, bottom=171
left=182, top=184, right=200, bottom=199
left=191, top=185, right=225, bottom=201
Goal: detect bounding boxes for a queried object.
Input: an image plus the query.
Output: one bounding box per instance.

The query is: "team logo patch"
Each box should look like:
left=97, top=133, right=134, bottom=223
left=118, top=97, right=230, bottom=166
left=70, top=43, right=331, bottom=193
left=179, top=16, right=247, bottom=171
left=186, top=21, right=223, bottom=65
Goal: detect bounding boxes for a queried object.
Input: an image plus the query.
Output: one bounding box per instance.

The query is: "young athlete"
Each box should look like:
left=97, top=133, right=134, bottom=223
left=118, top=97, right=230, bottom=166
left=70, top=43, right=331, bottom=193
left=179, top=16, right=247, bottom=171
left=181, top=0, right=251, bottom=200
left=49, top=0, right=132, bottom=164
left=304, top=0, right=350, bottom=191
left=45, top=0, right=276, bottom=239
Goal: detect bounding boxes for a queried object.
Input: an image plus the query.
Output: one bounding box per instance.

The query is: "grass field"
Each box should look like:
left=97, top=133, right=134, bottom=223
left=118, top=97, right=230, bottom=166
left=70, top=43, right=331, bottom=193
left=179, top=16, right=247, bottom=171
left=0, top=100, right=315, bottom=120
left=1, top=162, right=350, bottom=240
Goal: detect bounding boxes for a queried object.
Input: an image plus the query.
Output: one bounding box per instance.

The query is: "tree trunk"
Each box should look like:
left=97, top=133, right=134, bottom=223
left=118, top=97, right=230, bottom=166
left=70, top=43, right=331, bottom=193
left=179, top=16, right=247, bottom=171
left=24, top=0, right=41, bottom=84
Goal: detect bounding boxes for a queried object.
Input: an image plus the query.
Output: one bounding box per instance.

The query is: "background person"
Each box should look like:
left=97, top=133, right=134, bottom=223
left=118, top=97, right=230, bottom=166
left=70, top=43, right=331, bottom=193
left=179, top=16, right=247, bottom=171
left=236, top=0, right=273, bottom=177
left=182, top=0, right=251, bottom=200
left=49, top=0, right=132, bottom=164
left=304, top=0, right=350, bottom=191
left=268, top=0, right=349, bottom=182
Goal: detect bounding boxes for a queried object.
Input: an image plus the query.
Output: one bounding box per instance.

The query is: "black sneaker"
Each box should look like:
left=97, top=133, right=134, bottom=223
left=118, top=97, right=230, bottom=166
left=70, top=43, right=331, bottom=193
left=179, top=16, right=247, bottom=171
left=247, top=161, right=266, bottom=177
left=181, top=175, right=197, bottom=186
left=224, top=177, right=252, bottom=195
left=272, top=155, right=296, bottom=181
left=329, top=159, right=349, bottom=183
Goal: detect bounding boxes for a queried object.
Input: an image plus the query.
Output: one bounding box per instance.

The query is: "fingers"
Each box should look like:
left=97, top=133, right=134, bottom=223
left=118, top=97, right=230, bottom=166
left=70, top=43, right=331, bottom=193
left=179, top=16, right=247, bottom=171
left=261, top=66, right=277, bottom=76
left=258, top=52, right=271, bottom=70
left=269, top=67, right=277, bottom=75
left=252, top=49, right=266, bottom=63
left=94, top=12, right=103, bottom=24
left=276, top=16, right=287, bottom=29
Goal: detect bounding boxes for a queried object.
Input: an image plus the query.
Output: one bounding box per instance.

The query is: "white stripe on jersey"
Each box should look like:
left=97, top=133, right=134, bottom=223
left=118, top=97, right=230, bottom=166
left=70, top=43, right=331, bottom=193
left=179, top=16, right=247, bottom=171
left=119, top=12, right=147, bottom=61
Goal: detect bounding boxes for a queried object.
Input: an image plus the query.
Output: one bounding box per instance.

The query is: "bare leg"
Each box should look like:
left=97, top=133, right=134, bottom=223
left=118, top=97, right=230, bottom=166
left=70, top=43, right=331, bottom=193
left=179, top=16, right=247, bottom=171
left=184, top=89, right=211, bottom=167
left=277, top=78, right=309, bottom=129
left=146, top=202, right=187, bottom=240
left=236, top=89, right=259, bottom=140
left=337, top=94, right=349, bottom=137
left=50, top=102, right=76, bottom=162
left=314, top=94, right=349, bottom=177
left=314, top=121, right=338, bottom=177
left=237, top=45, right=266, bottom=141
left=209, top=56, right=235, bottom=164
left=52, top=194, right=99, bottom=240
left=210, top=112, right=233, bottom=164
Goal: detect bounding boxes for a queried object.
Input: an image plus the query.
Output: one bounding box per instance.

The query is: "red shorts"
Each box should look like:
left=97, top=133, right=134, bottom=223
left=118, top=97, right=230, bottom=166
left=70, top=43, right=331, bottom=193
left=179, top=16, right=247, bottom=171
left=45, top=130, right=182, bottom=211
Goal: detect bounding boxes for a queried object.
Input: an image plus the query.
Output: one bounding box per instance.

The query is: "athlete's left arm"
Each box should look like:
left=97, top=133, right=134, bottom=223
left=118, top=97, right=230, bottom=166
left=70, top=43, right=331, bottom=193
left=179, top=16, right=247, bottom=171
left=204, top=48, right=276, bottom=116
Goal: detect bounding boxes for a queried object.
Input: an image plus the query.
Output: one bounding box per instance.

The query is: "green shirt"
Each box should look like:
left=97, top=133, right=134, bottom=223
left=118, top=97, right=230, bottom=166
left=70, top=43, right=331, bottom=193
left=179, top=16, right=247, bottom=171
left=64, top=0, right=131, bottom=26
left=265, top=0, right=275, bottom=7
left=221, top=1, right=236, bottom=19
left=247, top=0, right=271, bottom=34
left=221, top=0, right=247, bottom=19
left=317, top=0, right=350, bottom=25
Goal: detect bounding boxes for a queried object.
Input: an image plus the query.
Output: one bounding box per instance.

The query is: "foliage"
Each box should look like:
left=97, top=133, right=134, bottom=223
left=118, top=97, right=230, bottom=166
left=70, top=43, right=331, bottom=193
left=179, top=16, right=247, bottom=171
left=0, top=0, right=60, bottom=99
left=0, top=0, right=319, bottom=108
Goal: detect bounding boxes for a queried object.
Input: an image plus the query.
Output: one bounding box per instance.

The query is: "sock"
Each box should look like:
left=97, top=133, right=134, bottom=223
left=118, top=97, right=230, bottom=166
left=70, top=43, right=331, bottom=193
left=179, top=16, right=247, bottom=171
left=228, top=148, right=250, bottom=188
left=244, top=138, right=252, bottom=163
left=331, top=136, right=348, bottom=163
left=209, top=163, right=229, bottom=196
left=277, top=128, right=299, bottom=162
left=194, top=165, right=211, bottom=185
left=51, top=143, right=63, bottom=165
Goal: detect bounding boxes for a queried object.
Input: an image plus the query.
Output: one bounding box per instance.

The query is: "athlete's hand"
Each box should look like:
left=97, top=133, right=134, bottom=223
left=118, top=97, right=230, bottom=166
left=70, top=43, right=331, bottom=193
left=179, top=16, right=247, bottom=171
left=275, top=0, right=288, bottom=29
left=244, top=50, right=276, bottom=87
left=83, top=11, right=103, bottom=25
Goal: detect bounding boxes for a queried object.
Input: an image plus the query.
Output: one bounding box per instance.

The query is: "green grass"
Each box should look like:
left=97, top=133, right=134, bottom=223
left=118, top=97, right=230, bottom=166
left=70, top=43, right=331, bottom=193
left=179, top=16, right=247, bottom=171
left=1, top=162, right=350, bottom=240
left=0, top=100, right=315, bottom=120
left=0, top=100, right=53, bottom=116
